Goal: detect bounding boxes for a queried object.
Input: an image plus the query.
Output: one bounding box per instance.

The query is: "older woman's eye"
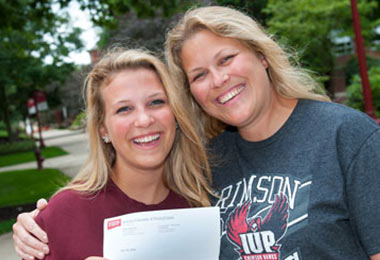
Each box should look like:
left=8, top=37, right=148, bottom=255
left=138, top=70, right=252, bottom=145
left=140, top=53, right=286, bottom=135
left=220, top=55, right=235, bottom=65
left=192, top=72, right=206, bottom=82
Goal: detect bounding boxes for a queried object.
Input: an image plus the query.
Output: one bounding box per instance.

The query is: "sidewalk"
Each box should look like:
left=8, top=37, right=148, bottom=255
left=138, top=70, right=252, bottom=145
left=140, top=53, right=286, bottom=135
left=0, top=129, right=89, bottom=178
left=0, top=128, right=89, bottom=259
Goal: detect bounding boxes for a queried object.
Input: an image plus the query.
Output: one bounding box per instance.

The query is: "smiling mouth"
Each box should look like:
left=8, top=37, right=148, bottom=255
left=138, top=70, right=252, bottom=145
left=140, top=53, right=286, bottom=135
left=133, top=134, right=160, bottom=144
left=217, top=85, right=245, bottom=104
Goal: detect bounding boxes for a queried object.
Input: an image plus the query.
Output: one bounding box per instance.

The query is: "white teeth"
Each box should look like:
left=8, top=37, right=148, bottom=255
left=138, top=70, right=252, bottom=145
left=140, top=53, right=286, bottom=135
left=218, top=85, right=244, bottom=104
left=134, top=134, right=160, bottom=144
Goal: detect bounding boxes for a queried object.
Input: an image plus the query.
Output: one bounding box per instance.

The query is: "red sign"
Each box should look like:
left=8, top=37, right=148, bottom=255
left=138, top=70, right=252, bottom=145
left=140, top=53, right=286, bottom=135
left=27, top=91, right=48, bottom=114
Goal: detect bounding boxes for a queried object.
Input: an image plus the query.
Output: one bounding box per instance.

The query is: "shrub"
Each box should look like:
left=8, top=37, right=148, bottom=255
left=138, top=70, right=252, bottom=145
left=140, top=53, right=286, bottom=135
left=0, top=139, right=35, bottom=155
left=345, top=66, right=380, bottom=118
left=70, top=111, right=86, bottom=130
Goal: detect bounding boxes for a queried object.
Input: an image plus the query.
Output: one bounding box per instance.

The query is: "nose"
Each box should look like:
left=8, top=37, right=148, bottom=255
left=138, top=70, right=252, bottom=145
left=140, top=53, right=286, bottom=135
left=212, top=69, right=229, bottom=88
left=134, top=109, right=154, bottom=128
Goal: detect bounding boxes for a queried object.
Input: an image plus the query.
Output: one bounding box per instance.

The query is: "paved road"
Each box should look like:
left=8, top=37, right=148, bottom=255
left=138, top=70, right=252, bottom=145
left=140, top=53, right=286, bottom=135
left=0, top=129, right=89, bottom=259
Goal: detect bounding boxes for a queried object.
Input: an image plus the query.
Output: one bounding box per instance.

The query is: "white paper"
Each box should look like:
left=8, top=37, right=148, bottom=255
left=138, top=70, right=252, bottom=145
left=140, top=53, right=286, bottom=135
left=103, top=207, right=220, bottom=260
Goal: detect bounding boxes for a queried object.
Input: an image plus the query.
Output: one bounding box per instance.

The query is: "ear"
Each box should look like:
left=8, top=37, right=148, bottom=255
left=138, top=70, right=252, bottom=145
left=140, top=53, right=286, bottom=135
left=257, top=52, right=269, bottom=69
left=99, top=125, right=108, bottom=138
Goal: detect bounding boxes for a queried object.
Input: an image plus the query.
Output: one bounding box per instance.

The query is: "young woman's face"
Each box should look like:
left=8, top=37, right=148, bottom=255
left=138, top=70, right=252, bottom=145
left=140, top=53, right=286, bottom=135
left=181, top=29, right=272, bottom=129
left=100, top=68, right=176, bottom=172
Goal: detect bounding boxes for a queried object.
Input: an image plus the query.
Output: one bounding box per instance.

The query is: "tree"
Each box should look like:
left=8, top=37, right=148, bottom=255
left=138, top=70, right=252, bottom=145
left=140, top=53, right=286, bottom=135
left=216, top=0, right=269, bottom=25
left=84, top=0, right=200, bottom=50
left=0, top=0, right=83, bottom=140
left=345, top=66, right=380, bottom=117
left=264, top=0, right=379, bottom=93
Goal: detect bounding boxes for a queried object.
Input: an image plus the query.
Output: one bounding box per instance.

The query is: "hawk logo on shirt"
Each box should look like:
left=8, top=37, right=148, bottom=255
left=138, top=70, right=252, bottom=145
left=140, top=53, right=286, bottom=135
left=226, top=193, right=289, bottom=260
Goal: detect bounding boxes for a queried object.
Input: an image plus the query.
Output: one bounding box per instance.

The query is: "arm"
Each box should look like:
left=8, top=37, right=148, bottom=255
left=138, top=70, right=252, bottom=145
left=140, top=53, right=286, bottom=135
left=345, top=128, right=380, bottom=259
left=12, top=199, right=49, bottom=260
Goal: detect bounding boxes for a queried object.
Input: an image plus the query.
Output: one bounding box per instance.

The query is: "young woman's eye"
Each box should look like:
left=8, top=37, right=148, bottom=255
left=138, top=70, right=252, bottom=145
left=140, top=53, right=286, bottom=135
left=116, top=106, right=131, bottom=114
left=149, top=99, right=165, bottom=106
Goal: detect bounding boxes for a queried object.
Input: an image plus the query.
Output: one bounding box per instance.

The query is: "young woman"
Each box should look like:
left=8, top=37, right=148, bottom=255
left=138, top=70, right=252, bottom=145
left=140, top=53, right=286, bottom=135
left=12, top=48, right=213, bottom=259
left=13, top=6, right=380, bottom=260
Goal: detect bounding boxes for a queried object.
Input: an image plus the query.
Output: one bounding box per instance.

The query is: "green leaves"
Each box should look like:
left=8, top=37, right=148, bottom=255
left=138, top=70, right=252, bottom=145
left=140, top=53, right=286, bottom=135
left=265, top=0, right=379, bottom=78
left=346, top=66, right=380, bottom=118
left=0, top=0, right=83, bottom=139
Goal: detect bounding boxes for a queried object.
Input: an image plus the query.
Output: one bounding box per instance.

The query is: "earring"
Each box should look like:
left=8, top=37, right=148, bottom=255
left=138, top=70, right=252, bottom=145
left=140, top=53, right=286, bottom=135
left=102, top=136, right=110, bottom=143
left=175, top=121, right=179, bottom=130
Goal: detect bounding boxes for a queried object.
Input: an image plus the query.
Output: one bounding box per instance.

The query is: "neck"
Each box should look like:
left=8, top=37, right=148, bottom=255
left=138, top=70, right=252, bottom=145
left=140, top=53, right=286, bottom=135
left=238, top=91, right=298, bottom=142
left=112, top=162, right=169, bottom=205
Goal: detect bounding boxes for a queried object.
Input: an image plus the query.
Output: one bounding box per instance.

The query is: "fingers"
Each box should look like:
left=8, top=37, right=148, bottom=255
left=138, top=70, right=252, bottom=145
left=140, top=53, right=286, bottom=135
left=12, top=212, right=49, bottom=260
left=36, top=199, right=48, bottom=211
left=17, top=212, right=48, bottom=243
left=14, top=237, right=46, bottom=260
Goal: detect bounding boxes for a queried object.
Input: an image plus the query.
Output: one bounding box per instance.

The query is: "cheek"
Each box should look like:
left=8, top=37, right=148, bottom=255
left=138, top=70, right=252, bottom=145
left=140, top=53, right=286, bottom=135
left=232, top=56, right=256, bottom=76
left=190, top=84, right=209, bottom=105
left=110, top=118, right=133, bottom=137
left=159, top=108, right=176, bottom=129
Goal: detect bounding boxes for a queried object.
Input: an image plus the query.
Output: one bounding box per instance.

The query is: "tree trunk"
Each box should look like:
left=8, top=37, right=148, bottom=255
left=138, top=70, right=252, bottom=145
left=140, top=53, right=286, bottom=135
left=0, top=85, right=13, bottom=141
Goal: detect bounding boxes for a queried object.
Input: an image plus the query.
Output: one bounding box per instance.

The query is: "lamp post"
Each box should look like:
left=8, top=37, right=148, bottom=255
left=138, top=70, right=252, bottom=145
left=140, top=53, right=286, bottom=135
left=350, top=0, right=379, bottom=122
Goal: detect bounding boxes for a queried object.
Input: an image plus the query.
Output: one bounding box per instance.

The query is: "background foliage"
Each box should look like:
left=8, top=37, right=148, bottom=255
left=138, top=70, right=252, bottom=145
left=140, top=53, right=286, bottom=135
left=0, top=0, right=83, bottom=140
left=345, top=66, right=380, bottom=118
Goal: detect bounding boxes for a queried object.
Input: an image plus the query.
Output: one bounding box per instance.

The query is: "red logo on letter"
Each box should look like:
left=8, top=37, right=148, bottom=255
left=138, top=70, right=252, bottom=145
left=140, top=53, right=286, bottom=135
left=107, top=219, right=121, bottom=230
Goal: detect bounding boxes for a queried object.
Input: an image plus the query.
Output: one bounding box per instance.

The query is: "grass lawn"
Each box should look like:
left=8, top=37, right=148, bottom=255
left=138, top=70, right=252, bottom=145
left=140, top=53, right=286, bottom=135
left=0, top=146, right=68, bottom=167
left=0, top=168, right=70, bottom=234
left=0, top=168, right=71, bottom=208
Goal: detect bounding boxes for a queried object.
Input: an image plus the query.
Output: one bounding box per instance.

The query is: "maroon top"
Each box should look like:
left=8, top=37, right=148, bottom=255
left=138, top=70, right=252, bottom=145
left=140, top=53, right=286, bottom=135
left=36, top=180, right=190, bottom=259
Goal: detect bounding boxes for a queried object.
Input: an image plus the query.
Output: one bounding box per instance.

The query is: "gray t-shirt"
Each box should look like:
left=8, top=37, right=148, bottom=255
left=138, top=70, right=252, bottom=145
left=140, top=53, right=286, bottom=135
left=210, top=99, right=380, bottom=260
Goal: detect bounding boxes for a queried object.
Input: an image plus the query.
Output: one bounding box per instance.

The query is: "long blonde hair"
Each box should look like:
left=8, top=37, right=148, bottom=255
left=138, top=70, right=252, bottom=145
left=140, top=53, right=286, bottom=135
left=60, top=48, right=213, bottom=207
left=165, top=6, right=330, bottom=139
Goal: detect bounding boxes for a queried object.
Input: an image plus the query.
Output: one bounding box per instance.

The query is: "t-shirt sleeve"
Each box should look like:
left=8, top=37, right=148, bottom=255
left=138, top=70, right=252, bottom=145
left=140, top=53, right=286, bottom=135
left=345, top=128, right=380, bottom=256
left=33, top=190, right=83, bottom=259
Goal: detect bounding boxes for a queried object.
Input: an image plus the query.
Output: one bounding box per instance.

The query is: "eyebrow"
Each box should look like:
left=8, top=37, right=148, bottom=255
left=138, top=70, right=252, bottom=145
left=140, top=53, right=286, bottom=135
left=187, top=49, right=228, bottom=74
left=112, top=91, right=166, bottom=106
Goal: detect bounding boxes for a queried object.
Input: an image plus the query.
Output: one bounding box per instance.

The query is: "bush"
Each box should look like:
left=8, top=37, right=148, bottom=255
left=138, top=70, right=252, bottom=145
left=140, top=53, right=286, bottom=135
left=70, top=111, right=86, bottom=130
left=345, top=66, right=380, bottom=118
left=0, top=139, right=35, bottom=156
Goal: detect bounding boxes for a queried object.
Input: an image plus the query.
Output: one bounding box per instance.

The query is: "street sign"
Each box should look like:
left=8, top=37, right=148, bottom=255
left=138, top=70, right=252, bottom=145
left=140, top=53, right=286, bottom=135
left=27, top=91, right=48, bottom=115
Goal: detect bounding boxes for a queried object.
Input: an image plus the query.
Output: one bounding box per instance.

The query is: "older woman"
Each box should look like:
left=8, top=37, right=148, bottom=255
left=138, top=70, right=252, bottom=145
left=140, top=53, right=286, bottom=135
left=13, top=6, right=380, bottom=260
left=165, top=6, right=380, bottom=260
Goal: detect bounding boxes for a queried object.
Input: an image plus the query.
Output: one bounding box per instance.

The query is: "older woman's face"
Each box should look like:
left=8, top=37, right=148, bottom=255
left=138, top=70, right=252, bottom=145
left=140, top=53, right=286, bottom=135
left=100, top=68, right=176, bottom=173
left=181, top=29, right=273, bottom=130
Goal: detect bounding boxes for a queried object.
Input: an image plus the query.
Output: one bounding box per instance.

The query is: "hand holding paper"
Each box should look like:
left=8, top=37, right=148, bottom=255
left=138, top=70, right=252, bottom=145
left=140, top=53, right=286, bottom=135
left=103, top=207, right=220, bottom=260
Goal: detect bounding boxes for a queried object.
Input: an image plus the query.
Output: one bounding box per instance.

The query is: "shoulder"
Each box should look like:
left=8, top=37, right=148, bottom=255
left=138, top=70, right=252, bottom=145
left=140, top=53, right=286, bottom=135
left=35, top=189, right=98, bottom=226
left=300, top=99, right=373, bottom=121
left=48, top=189, right=87, bottom=209
left=299, top=99, right=379, bottom=136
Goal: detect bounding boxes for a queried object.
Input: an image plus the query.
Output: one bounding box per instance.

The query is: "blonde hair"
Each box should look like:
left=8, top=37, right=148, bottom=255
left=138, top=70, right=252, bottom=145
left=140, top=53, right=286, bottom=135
left=60, top=48, right=213, bottom=207
left=165, top=6, right=330, bottom=138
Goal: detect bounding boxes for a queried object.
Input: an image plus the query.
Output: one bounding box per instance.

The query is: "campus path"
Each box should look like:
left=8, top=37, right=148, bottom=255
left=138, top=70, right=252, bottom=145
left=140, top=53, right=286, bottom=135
left=0, top=128, right=89, bottom=259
